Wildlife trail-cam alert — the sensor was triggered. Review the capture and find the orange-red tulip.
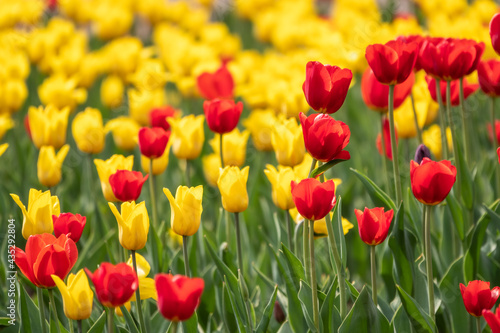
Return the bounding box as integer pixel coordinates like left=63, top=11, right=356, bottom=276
left=460, top=280, right=500, bottom=317
left=291, top=178, right=336, bottom=221
left=109, top=170, right=148, bottom=202
left=410, top=157, right=456, bottom=205
left=354, top=207, right=393, bottom=246
left=203, top=99, right=243, bottom=134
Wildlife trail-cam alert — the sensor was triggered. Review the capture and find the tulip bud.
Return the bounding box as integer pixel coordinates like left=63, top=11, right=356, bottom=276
left=168, top=115, right=205, bottom=160
left=163, top=185, right=203, bottom=237
left=109, top=170, right=148, bottom=202
left=414, top=144, right=431, bottom=164
left=108, top=201, right=150, bottom=251
left=274, top=301, right=286, bottom=324
left=138, top=127, right=170, bottom=159
left=410, top=157, right=456, bottom=205
left=217, top=166, right=250, bottom=213
left=51, top=270, right=93, bottom=320
left=37, top=145, right=70, bottom=188
left=94, top=155, right=135, bottom=202
left=204, top=99, right=243, bottom=134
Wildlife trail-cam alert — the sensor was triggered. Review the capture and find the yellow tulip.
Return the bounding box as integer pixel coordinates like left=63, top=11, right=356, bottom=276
left=394, top=98, right=427, bottom=139
left=293, top=153, right=314, bottom=180
left=37, top=144, right=70, bottom=188
left=29, top=105, right=70, bottom=149
left=128, top=87, right=165, bottom=126
left=51, top=270, right=93, bottom=320
left=202, top=153, right=221, bottom=187
left=10, top=189, right=60, bottom=239
left=38, top=75, right=87, bottom=112
left=101, top=75, right=124, bottom=109
left=94, top=154, right=134, bottom=202
left=217, top=166, right=250, bottom=213
left=168, top=227, right=183, bottom=246
left=422, top=125, right=453, bottom=160
left=168, top=115, right=205, bottom=160
left=94, top=3, right=134, bottom=40
left=209, top=129, right=250, bottom=167
left=0, top=114, right=14, bottom=140
left=264, top=164, right=296, bottom=210
left=271, top=116, right=305, bottom=167
left=242, top=109, right=276, bottom=151
left=104, top=116, right=140, bottom=151
left=72, top=107, right=105, bottom=154
left=2, top=80, right=27, bottom=113
left=109, top=201, right=150, bottom=251
left=289, top=208, right=354, bottom=238
left=163, top=185, right=203, bottom=237
left=141, top=141, right=171, bottom=175
left=0, top=143, right=8, bottom=157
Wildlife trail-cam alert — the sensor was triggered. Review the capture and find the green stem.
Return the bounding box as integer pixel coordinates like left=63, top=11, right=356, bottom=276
left=149, top=160, right=158, bottom=230
left=69, top=320, right=74, bottom=333
left=380, top=114, right=391, bottom=196
left=225, top=210, right=231, bottom=244
left=294, top=221, right=303, bottom=258
left=459, top=78, right=470, bottom=166
left=107, top=308, right=114, bottom=333
left=491, top=97, right=500, bottom=197
left=285, top=210, right=293, bottom=252
left=170, top=321, right=178, bottom=333
left=182, top=236, right=191, bottom=277
left=131, top=250, right=147, bottom=333
left=220, top=134, right=224, bottom=167
left=185, top=160, right=191, bottom=187
left=308, top=220, right=320, bottom=331
left=78, top=320, right=82, bottom=333
left=424, top=205, right=435, bottom=321
left=435, top=79, right=449, bottom=159
left=303, top=218, right=311, bottom=285
left=388, top=84, right=402, bottom=204
left=370, top=246, right=377, bottom=306
left=446, top=81, right=461, bottom=197
left=234, top=213, right=244, bottom=275
left=48, top=289, right=61, bottom=333
left=410, top=91, right=423, bottom=143
left=37, top=288, right=48, bottom=333
left=476, top=316, right=481, bottom=333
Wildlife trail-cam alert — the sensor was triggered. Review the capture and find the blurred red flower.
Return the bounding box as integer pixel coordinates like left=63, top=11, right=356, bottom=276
left=203, top=99, right=243, bottom=134
left=197, top=64, right=234, bottom=100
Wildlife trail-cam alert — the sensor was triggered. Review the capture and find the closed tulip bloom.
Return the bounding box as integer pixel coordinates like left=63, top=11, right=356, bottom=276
left=271, top=117, right=305, bottom=167
left=302, top=61, right=352, bottom=114
left=138, top=127, right=170, bottom=159
left=51, top=270, right=93, bottom=320
left=217, top=166, right=250, bottom=213
left=163, top=185, right=203, bottom=237
left=155, top=274, right=204, bottom=322
left=197, top=64, right=234, bottom=100
left=100, top=75, right=124, bottom=109
left=11, top=189, right=60, bottom=239
left=361, top=68, right=414, bottom=112
left=109, top=201, right=149, bottom=250
left=414, top=144, right=432, bottom=164
left=85, top=262, right=138, bottom=308
left=37, top=144, right=70, bottom=188
left=149, top=106, right=179, bottom=131
left=12, top=233, right=78, bottom=288
left=209, top=129, right=250, bottom=167
left=141, top=142, right=171, bottom=175
left=53, top=213, right=86, bottom=243
left=376, top=117, right=398, bottom=160
left=299, top=112, right=351, bottom=162
left=291, top=178, right=336, bottom=221
left=104, top=116, right=141, bottom=151
left=491, top=13, right=500, bottom=55
left=204, top=99, right=243, bottom=134
left=425, top=76, right=478, bottom=106
left=168, top=115, right=205, bottom=160
left=410, top=157, right=456, bottom=205
left=365, top=39, right=418, bottom=85
left=460, top=280, right=500, bottom=317
left=72, top=107, right=105, bottom=154
left=264, top=165, right=296, bottom=210
left=478, top=60, right=500, bottom=97
left=109, top=170, right=148, bottom=202
left=95, top=155, right=134, bottom=202
left=29, top=105, right=70, bottom=149
left=354, top=207, right=394, bottom=246
left=483, top=308, right=500, bottom=333
left=242, top=108, right=276, bottom=151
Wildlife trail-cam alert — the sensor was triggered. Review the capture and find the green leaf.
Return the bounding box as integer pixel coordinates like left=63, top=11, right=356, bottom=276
left=221, top=282, right=238, bottom=333
left=338, top=286, right=391, bottom=333
left=224, top=277, right=247, bottom=333
left=446, top=193, right=465, bottom=241
left=350, top=168, right=396, bottom=210
left=119, top=306, right=139, bottom=333
left=182, top=311, right=199, bottom=333
left=396, top=285, right=436, bottom=333
left=255, top=286, right=278, bottom=333
left=390, top=305, right=412, bottom=333
left=298, top=281, right=322, bottom=333
left=439, top=256, right=468, bottom=333
left=18, top=282, right=34, bottom=333
left=87, top=311, right=106, bottom=333
left=252, top=263, right=285, bottom=294
left=320, top=278, right=341, bottom=333
left=453, top=136, right=474, bottom=209
left=310, top=159, right=348, bottom=178
left=332, top=197, right=347, bottom=268
left=281, top=244, right=306, bottom=291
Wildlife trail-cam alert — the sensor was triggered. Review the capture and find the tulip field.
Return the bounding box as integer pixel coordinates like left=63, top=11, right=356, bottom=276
left=4, top=0, right=500, bottom=332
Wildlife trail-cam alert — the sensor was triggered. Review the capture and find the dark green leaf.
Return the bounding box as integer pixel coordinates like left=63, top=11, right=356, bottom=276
left=119, top=306, right=139, bottom=333
left=446, top=193, right=465, bottom=241
left=255, top=286, right=278, bottom=333
left=310, top=159, right=348, bottom=178
left=396, top=285, right=436, bottom=333
left=350, top=168, right=396, bottom=210
left=87, top=311, right=106, bottom=333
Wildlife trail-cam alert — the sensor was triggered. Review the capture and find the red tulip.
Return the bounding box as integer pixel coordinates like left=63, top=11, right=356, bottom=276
left=365, top=39, right=418, bottom=85
left=354, top=207, right=393, bottom=246
left=483, top=308, right=500, bottom=333
left=53, top=213, right=86, bottom=243
left=203, top=99, right=243, bottom=134
left=487, top=120, right=500, bottom=146
left=291, top=178, right=336, bottom=221
left=85, top=262, right=138, bottom=308
left=12, top=233, right=78, bottom=288
left=149, top=106, right=178, bottom=131
left=490, top=13, right=500, bottom=55
left=155, top=274, right=204, bottom=322
left=299, top=112, right=350, bottom=162
left=24, top=114, right=32, bottom=140
left=419, top=37, right=484, bottom=80
left=197, top=64, right=234, bottom=100
left=361, top=68, right=414, bottom=112
left=425, top=76, right=478, bottom=106
left=302, top=61, right=352, bottom=114
left=396, top=35, right=425, bottom=72
left=410, top=157, right=456, bottom=205
left=109, top=170, right=148, bottom=202
left=497, top=147, right=500, bottom=164
left=376, top=116, right=398, bottom=161
left=478, top=60, right=500, bottom=97
left=460, top=280, right=500, bottom=317
left=138, top=127, right=170, bottom=159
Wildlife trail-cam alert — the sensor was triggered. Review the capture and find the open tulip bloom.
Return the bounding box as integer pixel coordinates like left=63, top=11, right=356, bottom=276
left=461, top=280, right=500, bottom=332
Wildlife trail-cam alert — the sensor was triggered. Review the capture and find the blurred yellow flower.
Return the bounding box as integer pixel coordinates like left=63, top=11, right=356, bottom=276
left=141, top=142, right=171, bottom=175
left=0, top=143, right=8, bottom=157
left=217, top=166, right=250, bottom=213
left=0, top=114, right=14, bottom=140
left=209, top=129, right=250, bottom=167
left=37, top=144, right=70, bottom=188
left=93, top=2, right=134, bottom=40
left=72, top=107, right=105, bottom=154
left=202, top=153, right=221, bottom=187
left=101, top=75, right=124, bottom=109
left=271, top=116, right=304, bottom=167
left=128, top=88, right=165, bottom=126
left=242, top=109, right=276, bottom=151
left=168, top=115, right=205, bottom=160
left=38, top=75, right=87, bottom=112
left=163, top=185, right=203, bottom=237
left=104, top=116, right=140, bottom=151
left=422, top=125, right=453, bottom=160
left=109, top=201, right=150, bottom=251
left=10, top=189, right=60, bottom=239
left=29, top=105, right=70, bottom=149
left=94, top=154, right=134, bottom=202
left=52, top=270, right=93, bottom=320
left=1, top=80, right=28, bottom=113
left=264, top=164, right=296, bottom=210
left=289, top=207, right=354, bottom=238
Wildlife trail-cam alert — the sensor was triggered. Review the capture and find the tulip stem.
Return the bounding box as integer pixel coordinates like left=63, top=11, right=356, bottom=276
left=388, top=84, right=403, bottom=204
left=476, top=317, right=481, bottom=333
left=490, top=97, right=500, bottom=197
left=182, top=236, right=191, bottom=277
left=107, top=308, right=114, bottom=333
left=370, top=245, right=377, bottom=306
left=169, top=321, right=178, bottom=333
left=220, top=134, right=224, bottom=167
left=303, top=217, right=310, bottom=283
left=185, top=160, right=191, bottom=187
left=410, top=91, right=423, bottom=143
left=294, top=221, right=303, bottom=258
left=308, top=158, right=317, bottom=177
left=69, top=320, right=74, bottom=333
left=285, top=210, right=293, bottom=252
left=234, top=213, right=244, bottom=275
left=459, top=78, right=470, bottom=166
left=435, top=79, right=449, bottom=159
left=380, top=115, right=391, bottom=196
left=424, top=205, right=435, bottom=321
left=149, top=160, right=158, bottom=230
left=77, top=320, right=82, bottom=333
left=48, top=289, right=61, bottom=333
left=37, top=288, right=48, bottom=333
left=308, top=220, right=320, bottom=331
left=446, top=81, right=462, bottom=199
left=131, top=250, right=147, bottom=333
